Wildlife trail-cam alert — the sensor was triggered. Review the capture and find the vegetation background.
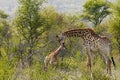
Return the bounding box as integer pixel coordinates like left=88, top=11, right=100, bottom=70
left=0, top=0, right=120, bottom=80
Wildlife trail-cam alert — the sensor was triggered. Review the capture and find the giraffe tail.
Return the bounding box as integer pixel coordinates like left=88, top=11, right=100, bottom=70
left=111, top=57, right=116, bottom=69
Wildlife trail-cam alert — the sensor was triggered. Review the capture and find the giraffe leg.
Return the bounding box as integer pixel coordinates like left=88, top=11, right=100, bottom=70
left=101, top=55, right=112, bottom=75
left=52, top=57, right=58, bottom=69
left=106, top=58, right=112, bottom=75
left=53, top=61, right=57, bottom=69
left=86, top=47, right=92, bottom=75
left=100, top=50, right=112, bottom=75
left=87, top=54, right=92, bottom=73
left=44, top=56, right=49, bottom=71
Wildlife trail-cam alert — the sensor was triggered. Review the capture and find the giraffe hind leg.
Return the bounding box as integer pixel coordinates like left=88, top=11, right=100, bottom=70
left=106, top=58, right=112, bottom=75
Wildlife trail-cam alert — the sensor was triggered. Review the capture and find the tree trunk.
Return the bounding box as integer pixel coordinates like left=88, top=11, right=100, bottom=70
left=28, top=49, right=33, bottom=66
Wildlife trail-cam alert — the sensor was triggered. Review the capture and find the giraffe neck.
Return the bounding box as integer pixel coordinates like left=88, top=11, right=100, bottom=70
left=63, top=29, right=84, bottom=37
left=63, top=28, right=100, bottom=43
left=54, top=45, right=62, bottom=56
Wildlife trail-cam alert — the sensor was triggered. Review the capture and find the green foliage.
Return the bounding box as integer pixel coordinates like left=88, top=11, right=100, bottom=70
left=110, top=0, right=120, bottom=17
left=82, top=0, right=111, bottom=27
left=28, top=52, right=113, bottom=80
left=14, top=0, right=47, bottom=66
left=0, top=10, right=8, bottom=19
left=0, top=53, right=15, bottom=80
left=109, top=0, right=120, bottom=35
left=108, top=0, right=120, bottom=53
left=0, top=0, right=120, bottom=80
left=94, top=24, right=109, bottom=36
left=14, top=0, right=45, bottom=39
left=0, top=9, right=16, bottom=80
left=0, top=10, right=9, bottom=37
left=0, top=10, right=12, bottom=59
left=40, top=6, right=59, bottom=28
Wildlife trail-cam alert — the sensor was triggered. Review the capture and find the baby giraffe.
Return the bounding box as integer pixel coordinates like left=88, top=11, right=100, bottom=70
left=44, top=37, right=66, bottom=71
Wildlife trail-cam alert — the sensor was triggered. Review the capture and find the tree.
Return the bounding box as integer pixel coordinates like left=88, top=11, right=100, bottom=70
left=0, top=10, right=8, bottom=19
left=108, top=0, right=120, bottom=53
left=14, top=0, right=45, bottom=66
left=0, top=10, right=11, bottom=57
left=0, top=10, right=15, bottom=80
left=81, top=0, right=111, bottom=27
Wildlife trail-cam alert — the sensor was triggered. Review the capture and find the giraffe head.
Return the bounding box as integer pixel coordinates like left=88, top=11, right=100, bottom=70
left=61, top=42, right=67, bottom=50
left=56, top=33, right=65, bottom=43
left=56, top=33, right=67, bottom=49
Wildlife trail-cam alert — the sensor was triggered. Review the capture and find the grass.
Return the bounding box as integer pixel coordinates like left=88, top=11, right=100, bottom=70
left=36, top=53, right=114, bottom=80
left=5, top=51, right=119, bottom=80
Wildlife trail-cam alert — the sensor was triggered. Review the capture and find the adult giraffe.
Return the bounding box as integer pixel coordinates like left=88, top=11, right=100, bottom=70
left=56, top=28, right=115, bottom=75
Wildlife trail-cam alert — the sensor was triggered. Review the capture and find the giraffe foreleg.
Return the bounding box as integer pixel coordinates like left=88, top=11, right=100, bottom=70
left=86, top=47, right=92, bottom=75
left=44, top=56, right=49, bottom=71
left=53, top=61, right=57, bottom=69
left=87, top=54, right=92, bottom=73
left=51, top=57, right=58, bottom=69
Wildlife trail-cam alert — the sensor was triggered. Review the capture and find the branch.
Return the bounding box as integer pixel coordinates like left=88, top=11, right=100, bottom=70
left=23, top=40, right=52, bottom=62
left=39, top=40, right=52, bottom=48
